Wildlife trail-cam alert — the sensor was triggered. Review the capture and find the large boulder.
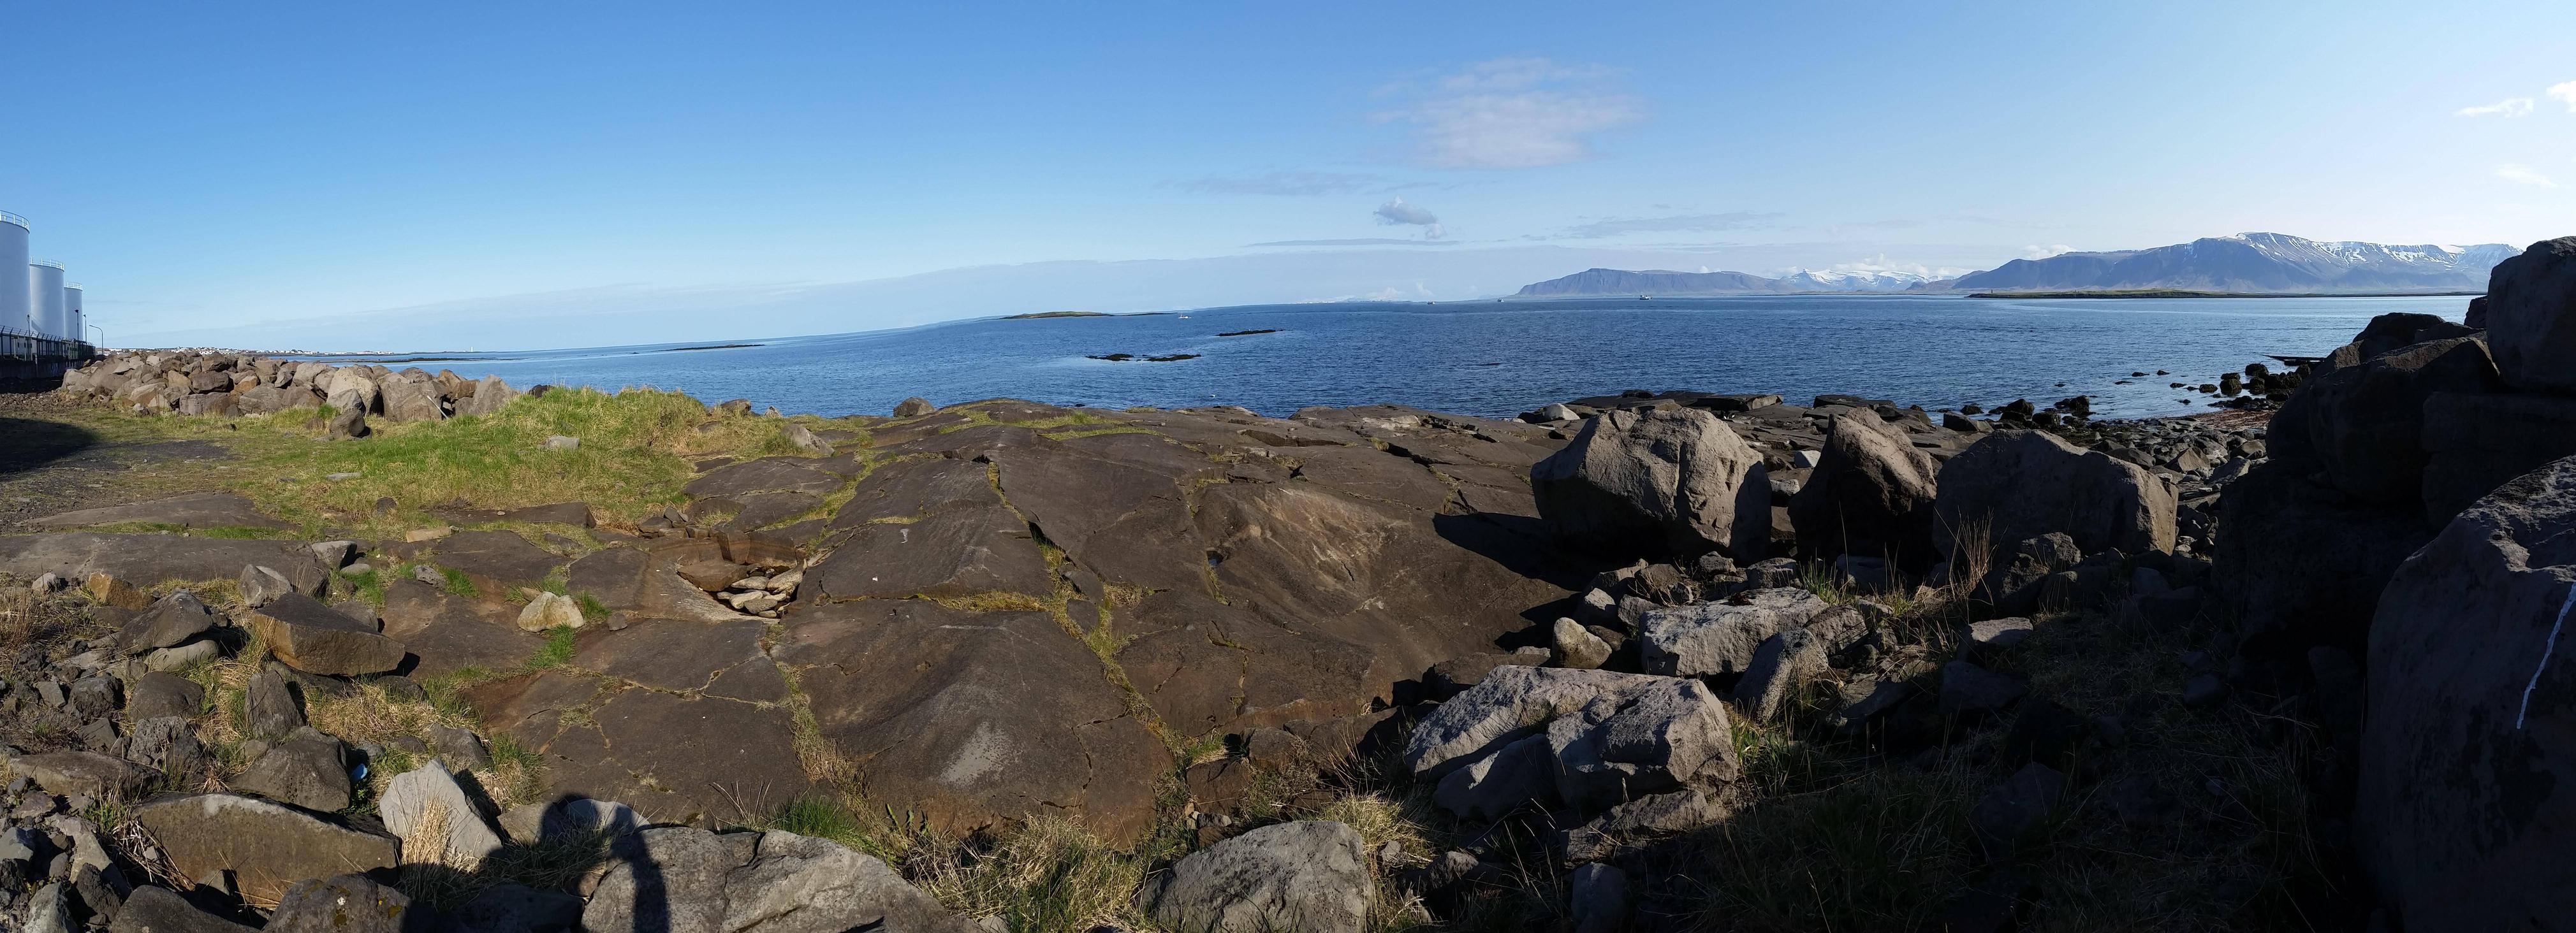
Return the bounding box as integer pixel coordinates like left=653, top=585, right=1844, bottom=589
left=2215, top=460, right=2429, bottom=658
left=244, top=593, right=408, bottom=676
left=129, top=794, right=400, bottom=904
left=265, top=875, right=418, bottom=933
left=1403, top=665, right=1668, bottom=777
left=2422, top=390, right=2576, bottom=525
left=2358, top=454, right=2576, bottom=931
left=228, top=730, right=351, bottom=813
left=1532, top=408, right=1771, bottom=560
left=1932, top=430, right=2176, bottom=560
left=582, top=827, right=977, bottom=933
left=1139, top=821, right=1371, bottom=933
left=1787, top=414, right=1941, bottom=565
left=2276, top=335, right=2503, bottom=504
left=1637, top=588, right=1831, bottom=677
left=2480, top=236, right=2576, bottom=394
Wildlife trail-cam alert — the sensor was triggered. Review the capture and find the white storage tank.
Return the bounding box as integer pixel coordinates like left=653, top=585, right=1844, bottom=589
left=0, top=212, right=26, bottom=335
left=29, top=261, right=66, bottom=340
left=64, top=283, right=85, bottom=343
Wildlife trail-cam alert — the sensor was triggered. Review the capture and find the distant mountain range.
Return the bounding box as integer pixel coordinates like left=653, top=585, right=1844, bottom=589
left=1514, top=233, right=2516, bottom=297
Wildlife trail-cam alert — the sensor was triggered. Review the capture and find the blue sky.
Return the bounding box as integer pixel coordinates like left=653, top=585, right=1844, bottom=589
left=2, top=0, right=2570, bottom=349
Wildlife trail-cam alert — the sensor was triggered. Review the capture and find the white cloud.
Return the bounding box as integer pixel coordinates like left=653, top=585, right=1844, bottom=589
left=1379, top=57, right=1644, bottom=170
left=1171, top=171, right=1391, bottom=196
left=2021, top=244, right=2075, bottom=259
left=2456, top=97, right=2534, bottom=118
left=1825, top=255, right=1973, bottom=278
left=2551, top=80, right=2576, bottom=112
left=1372, top=198, right=1444, bottom=239
left=2497, top=164, right=2559, bottom=187
left=1556, top=212, right=1782, bottom=239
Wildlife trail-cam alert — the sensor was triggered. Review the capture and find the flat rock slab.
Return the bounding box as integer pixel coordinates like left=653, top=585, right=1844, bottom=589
left=777, top=600, right=1171, bottom=845
left=28, top=493, right=292, bottom=531
left=583, top=827, right=978, bottom=933
left=682, top=458, right=845, bottom=498
left=471, top=674, right=814, bottom=828
left=429, top=501, right=594, bottom=527
left=6, top=750, right=159, bottom=800
left=0, top=533, right=326, bottom=589
left=572, top=618, right=782, bottom=699
left=379, top=579, right=544, bottom=678
left=246, top=593, right=408, bottom=676
left=430, top=530, right=568, bottom=595
left=806, top=502, right=1051, bottom=600
left=131, top=793, right=400, bottom=905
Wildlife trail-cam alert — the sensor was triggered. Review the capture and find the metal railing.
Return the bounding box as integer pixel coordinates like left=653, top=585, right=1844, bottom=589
left=0, top=210, right=25, bottom=229
left=29, top=259, right=62, bottom=269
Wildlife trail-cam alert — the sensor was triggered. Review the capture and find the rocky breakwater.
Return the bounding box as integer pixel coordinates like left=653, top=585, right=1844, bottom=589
left=59, top=351, right=521, bottom=438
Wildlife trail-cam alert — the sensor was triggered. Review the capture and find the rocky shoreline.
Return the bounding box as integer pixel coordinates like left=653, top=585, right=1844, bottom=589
left=1, top=238, right=2571, bottom=932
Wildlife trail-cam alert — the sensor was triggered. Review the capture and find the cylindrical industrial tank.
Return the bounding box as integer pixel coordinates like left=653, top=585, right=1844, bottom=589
left=64, top=284, right=85, bottom=344
left=0, top=212, right=27, bottom=335
left=29, top=261, right=66, bottom=340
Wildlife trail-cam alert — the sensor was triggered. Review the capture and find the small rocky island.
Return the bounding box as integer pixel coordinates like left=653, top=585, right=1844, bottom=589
left=1, top=238, right=2571, bottom=932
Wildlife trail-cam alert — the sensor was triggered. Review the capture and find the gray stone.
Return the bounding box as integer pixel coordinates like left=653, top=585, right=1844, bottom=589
left=2356, top=456, right=2576, bottom=930
left=6, top=751, right=156, bottom=800
left=265, top=874, right=416, bottom=933
left=238, top=564, right=296, bottom=607
left=1939, top=661, right=2027, bottom=716
left=1402, top=666, right=1665, bottom=777
left=1551, top=618, right=1613, bottom=670
left=428, top=723, right=493, bottom=771
left=893, top=396, right=937, bottom=417
left=1731, top=628, right=1825, bottom=723
left=129, top=793, right=400, bottom=905
left=244, top=672, right=305, bottom=739
left=1964, top=617, right=2035, bottom=660
left=1636, top=588, right=1830, bottom=677
left=244, top=593, right=406, bottom=676
left=1569, top=863, right=1631, bottom=933
left=108, top=886, right=256, bottom=933
left=126, top=672, right=205, bottom=721
left=582, top=827, right=977, bottom=933
left=2480, top=236, right=2576, bottom=394
left=1544, top=677, right=1739, bottom=813
left=1559, top=789, right=1726, bottom=862
left=26, top=881, right=75, bottom=933
left=1933, top=430, right=2177, bottom=560
left=230, top=730, right=349, bottom=813
left=1532, top=407, right=1772, bottom=561
left=1433, top=735, right=1555, bottom=821
left=378, top=760, right=504, bottom=868
left=1139, top=820, right=1370, bottom=933
left=122, top=590, right=219, bottom=653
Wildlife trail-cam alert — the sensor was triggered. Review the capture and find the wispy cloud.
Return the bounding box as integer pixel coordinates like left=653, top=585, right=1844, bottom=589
left=1556, top=212, right=1782, bottom=240
left=1245, top=238, right=1460, bottom=247
left=1377, top=57, right=1644, bottom=170
left=1170, top=171, right=1391, bottom=196
left=1373, top=198, right=1445, bottom=239
left=2457, top=97, right=2535, bottom=118
left=2021, top=244, right=2076, bottom=259
left=2552, top=80, right=2576, bottom=112
left=2496, top=164, right=2559, bottom=187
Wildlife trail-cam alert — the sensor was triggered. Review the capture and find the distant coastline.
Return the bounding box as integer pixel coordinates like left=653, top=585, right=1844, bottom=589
left=1001, top=310, right=1173, bottom=319
left=1967, top=289, right=2482, bottom=300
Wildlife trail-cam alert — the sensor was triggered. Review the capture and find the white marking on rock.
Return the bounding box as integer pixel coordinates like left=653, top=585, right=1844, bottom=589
left=2519, top=582, right=2576, bottom=730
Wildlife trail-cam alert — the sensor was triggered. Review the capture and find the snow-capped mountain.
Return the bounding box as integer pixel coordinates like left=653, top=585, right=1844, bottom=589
left=1514, top=266, right=1938, bottom=296
left=1950, top=233, right=2516, bottom=293
left=1775, top=268, right=1940, bottom=293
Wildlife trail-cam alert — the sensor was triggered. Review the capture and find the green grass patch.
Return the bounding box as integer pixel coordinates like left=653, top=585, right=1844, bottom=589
left=525, top=626, right=578, bottom=672
left=437, top=567, right=479, bottom=598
